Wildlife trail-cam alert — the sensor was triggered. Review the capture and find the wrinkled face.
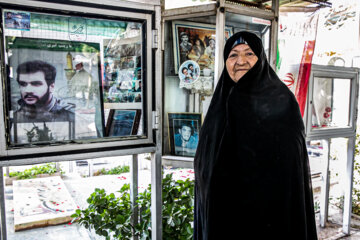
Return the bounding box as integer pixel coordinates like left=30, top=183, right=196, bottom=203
left=18, top=71, right=54, bottom=105
left=226, top=44, right=258, bottom=82
left=179, top=126, right=191, bottom=141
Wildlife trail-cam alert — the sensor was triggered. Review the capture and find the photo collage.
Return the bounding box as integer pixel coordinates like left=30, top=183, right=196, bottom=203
left=103, top=38, right=142, bottom=104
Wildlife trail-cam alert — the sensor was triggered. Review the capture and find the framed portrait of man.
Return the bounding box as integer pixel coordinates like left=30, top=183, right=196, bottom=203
left=6, top=37, right=104, bottom=145
left=168, top=112, right=202, bottom=157
left=172, top=21, right=233, bottom=74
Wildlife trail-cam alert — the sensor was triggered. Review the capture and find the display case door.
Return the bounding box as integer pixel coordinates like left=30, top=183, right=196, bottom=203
left=305, top=65, right=359, bottom=140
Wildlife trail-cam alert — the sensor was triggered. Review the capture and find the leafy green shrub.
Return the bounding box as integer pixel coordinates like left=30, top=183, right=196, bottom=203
left=97, top=165, right=130, bottom=176
left=72, top=173, right=194, bottom=239
left=5, top=163, right=62, bottom=180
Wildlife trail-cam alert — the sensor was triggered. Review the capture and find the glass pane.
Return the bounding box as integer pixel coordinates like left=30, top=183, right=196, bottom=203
left=3, top=154, right=151, bottom=239
left=3, top=9, right=145, bottom=147
left=163, top=14, right=271, bottom=157
left=311, top=77, right=351, bottom=129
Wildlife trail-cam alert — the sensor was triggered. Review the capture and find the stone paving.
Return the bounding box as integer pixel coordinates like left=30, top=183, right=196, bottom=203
left=3, top=155, right=360, bottom=240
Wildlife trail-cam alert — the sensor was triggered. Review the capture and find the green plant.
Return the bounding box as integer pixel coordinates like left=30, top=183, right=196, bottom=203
left=72, top=173, right=194, bottom=239
left=5, top=163, right=62, bottom=180
left=97, top=165, right=130, bottom=175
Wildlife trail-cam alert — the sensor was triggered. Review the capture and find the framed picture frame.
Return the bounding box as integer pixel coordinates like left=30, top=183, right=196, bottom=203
left=172, top=20, right=233, bottom=74
left=168, top=112, right=202, bottom=157
left=6, top=36, right=104, bottom=145
left=105, top=109, right=141, bottom=137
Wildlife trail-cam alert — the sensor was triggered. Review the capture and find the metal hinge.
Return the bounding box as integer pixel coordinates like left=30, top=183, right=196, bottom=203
left=152, top=29, right=158, bottom=49
left=152, top=110, right=159, bottom=130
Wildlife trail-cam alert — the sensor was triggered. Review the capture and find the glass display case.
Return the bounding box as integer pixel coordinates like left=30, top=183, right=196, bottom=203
left=305, top=65, right=359, bottom=139
left=162, top=8, right=273, bottom=160
left=0, top=4, right=155, bottom=159
left=304, top=64, right=359, bottom=234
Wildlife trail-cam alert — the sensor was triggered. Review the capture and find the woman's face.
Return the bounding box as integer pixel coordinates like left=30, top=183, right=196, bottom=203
left=226, top=44, right=258, bottom=82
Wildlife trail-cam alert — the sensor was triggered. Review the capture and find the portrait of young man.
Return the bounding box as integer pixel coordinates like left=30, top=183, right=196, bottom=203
left=14, top=60, right=75, bottom=123
left=174, top=120, right=199, bottom=156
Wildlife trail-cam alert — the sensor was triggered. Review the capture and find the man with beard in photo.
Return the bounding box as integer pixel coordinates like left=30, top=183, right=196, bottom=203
left=14, top=60, right=75, bottom=123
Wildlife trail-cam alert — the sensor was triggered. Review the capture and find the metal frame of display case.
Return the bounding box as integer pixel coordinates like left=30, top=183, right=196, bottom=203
left=161, top=0, right=279, bottom=163
left=0, top=0, right=163, bottom=239
left=0, top=0, right=155, bottom=159
left=304, top=64, right=360, bottom=235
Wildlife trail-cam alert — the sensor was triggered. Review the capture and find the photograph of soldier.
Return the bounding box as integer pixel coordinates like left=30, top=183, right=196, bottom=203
left=14, top=60, right=75, bottom=123
left=7, top=37, right=103, bottom=144
left=179, top=32, right=193, bottom=63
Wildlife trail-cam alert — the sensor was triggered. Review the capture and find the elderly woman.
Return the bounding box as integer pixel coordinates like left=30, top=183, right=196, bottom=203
left=194, top=31, right=317, bottom=239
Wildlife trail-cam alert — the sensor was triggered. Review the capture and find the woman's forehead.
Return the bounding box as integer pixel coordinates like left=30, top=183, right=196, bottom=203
left=230, top=44, right=253, bottom=52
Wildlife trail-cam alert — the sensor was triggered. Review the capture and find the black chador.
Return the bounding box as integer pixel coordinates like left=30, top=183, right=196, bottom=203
left=194, top=31, right=318, bottom=240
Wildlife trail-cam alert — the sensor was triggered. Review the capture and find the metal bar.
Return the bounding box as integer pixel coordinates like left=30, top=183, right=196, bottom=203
left=0, top=0, right=154, bottom=17
left=0, top=168, right=7, bottom=240
left=279, top=6, right=320, bottom=12
left=194, top=93, right=200, bottom=112
left=162, top=3, right=217, bottom=21
left=73, top=0, right=161, bottom=7
left=151, top=152, right=162, bottom=240
left=224, top=2, right=275, bottom=20
left=214, top=0, right=225, bottom=88
left=189, top=94, right=195, bottom=113
left=0, top=146, right=156, bottom=167
left=130, top=154, right=139, bottom=240
left=0, top=66, right=6, bottom=158
left=151, top=5, right=163, bottom=240
left=343, top=136, right=356, bottom=234
left=319, top=139, right=330, bottom=227
left=88, top=161, right=93, bottom=177
left=2, top=138, right=153, bottom=159
left=270, top=0, right=278, bottom=68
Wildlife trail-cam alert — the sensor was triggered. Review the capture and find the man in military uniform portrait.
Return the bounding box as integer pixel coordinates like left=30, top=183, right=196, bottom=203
left=14, top=60, right=75, bottom=123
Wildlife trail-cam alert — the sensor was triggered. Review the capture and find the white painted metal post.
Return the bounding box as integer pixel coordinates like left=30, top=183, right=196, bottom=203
left=194, top=93, right=200, bottom=112
left=214, top=0, right=225, bottom=88
left=152, top=4, right=163, bottom=240
left=270, top=0, right=279, bottom=69
left=343, top=136, right=356, bottom=234
left=189, top=93, right=195, bottom=112
left=131, top=154, right=139, bottom=240
left=320, top=139, right=331, bottom=227
left=151, top=152, right=162, bottom=240
left=0, top=168, right=7, bottom=240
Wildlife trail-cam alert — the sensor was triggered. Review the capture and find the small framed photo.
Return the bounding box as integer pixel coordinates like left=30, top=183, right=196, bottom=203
left=168, top=112, right=202, bottom=157
left=105, top=109, right=141, bottom=137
